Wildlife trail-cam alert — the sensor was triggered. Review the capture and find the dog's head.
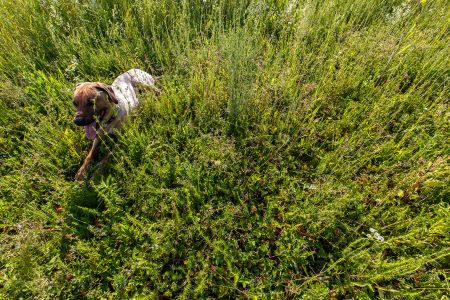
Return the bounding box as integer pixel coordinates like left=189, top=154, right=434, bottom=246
left=73, top=82, right=118, bottom=127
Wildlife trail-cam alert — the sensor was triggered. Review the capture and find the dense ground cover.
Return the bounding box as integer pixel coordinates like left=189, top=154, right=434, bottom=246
left=0, top=0, right=449, bottom=298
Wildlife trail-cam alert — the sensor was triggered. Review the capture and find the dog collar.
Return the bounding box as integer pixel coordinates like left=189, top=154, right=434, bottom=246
left=101, top=104, right=119, bottom=126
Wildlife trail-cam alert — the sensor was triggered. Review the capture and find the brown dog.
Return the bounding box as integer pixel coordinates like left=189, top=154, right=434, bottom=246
left=73, top=69, right=159, bottom=180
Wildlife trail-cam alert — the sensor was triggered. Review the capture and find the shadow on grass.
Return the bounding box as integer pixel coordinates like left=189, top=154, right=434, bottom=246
left=63, top=182, right=105, bottom=241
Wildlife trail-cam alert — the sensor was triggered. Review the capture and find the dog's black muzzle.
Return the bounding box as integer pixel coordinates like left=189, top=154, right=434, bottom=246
left=74, top=117, right=91, bottom=126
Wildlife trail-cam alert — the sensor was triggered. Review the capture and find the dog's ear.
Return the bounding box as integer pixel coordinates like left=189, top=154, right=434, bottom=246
left=93, top=83, right=118, bottom=104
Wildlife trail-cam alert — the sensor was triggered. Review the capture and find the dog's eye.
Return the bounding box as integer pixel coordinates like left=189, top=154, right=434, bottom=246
left=72, top=101, right=77, bottom=107
left=88, top=99, right=94, bottom=106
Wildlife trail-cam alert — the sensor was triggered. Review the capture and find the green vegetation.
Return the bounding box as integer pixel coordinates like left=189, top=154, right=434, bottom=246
left=1, top=0, right=449, bottom=298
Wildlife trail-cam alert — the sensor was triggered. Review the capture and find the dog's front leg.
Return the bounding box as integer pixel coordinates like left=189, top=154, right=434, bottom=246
left=75, top=137, right=100, bottom=181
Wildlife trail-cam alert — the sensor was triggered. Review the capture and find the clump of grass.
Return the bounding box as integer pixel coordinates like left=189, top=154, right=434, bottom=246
left=1, top=0, right=449, bottom=298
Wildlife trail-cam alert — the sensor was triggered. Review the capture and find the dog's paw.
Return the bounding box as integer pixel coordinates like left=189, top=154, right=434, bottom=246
left=74, top=168, right=85, bottom=181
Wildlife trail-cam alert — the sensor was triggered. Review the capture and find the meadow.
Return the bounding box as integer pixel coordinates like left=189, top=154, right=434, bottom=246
left=0, top=0, right=449, bottom=298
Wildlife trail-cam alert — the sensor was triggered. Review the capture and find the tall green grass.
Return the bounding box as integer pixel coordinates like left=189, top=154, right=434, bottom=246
left=1, top=0, right=449, bottom=298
